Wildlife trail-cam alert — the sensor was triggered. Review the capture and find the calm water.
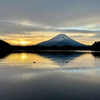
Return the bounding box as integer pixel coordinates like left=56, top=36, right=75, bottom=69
left=0, top=51, right=100, bottom=100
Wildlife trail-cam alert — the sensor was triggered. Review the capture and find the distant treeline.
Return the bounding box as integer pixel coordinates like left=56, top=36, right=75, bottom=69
left=10, top=45, right=90, bottom=50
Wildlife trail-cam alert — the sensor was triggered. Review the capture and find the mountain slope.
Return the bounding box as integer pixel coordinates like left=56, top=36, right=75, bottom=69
left=0, top=40, right=11, bottom=49
left=37, top=34, right=86, bottom=47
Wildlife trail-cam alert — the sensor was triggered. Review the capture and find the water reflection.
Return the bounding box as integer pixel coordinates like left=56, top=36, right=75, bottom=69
left=0, top=51, right=100, bottom=100
left=0, top=51, right=85, bottom=68
left=21, top=53, right=27, bottom=59
left=0, top=51, right=99, bottom=69
left=91, top=52, right=100, bottom=58
left=0, top=51, right=11, bottom=59
left=0, top=51, right=100, bottom=71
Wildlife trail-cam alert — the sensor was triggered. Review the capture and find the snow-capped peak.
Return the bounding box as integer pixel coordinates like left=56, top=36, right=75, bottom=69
left=50, top=34, right=71, bottom=41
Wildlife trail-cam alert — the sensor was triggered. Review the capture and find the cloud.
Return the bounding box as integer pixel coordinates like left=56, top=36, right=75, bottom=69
left=0, top=21, right=100, bottom=36
left=0, top=0, right=100, bottom=27
left=85, top=24, right=100, bottom=30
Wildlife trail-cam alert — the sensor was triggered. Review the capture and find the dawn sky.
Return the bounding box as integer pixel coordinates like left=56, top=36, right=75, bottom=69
left=0, top=0, right=100, bottom=45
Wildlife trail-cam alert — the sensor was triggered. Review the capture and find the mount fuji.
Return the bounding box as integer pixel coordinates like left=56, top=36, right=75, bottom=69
left=37, top=34, right=86, bottom=47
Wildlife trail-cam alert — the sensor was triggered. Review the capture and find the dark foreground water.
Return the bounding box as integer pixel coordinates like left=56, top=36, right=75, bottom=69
left=0, top=51, right=100, bottom=100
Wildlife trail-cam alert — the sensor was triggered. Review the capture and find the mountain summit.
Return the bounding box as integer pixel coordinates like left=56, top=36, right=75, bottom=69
left=37, top=34, right=86, bottom=46
left=50, top=34, right=72, bottom=41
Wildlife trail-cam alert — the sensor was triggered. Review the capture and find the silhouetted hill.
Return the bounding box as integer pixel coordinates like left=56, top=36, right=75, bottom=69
left=0, top=40, right=11, bottom=50
left=91, top=41, right=100, bottom=50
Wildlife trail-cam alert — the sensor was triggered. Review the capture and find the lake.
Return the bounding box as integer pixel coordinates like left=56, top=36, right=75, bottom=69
left=0, top=50, right=100, bottom=100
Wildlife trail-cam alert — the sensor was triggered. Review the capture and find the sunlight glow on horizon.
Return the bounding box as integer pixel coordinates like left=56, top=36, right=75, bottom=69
left=20, top=41, right=30, bottom=45
left=10, top=39, right=31, bottom=45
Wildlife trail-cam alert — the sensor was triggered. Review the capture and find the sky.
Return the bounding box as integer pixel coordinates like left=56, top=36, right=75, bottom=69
left=0, top=0, right=100, bottom=45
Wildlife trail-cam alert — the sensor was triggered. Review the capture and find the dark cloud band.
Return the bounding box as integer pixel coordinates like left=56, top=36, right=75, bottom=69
left=0, top=21, right=99, bottom=36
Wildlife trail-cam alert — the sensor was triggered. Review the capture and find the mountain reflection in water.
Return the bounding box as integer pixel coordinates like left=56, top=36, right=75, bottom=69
left=37, top=52, right=84, bottom=67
